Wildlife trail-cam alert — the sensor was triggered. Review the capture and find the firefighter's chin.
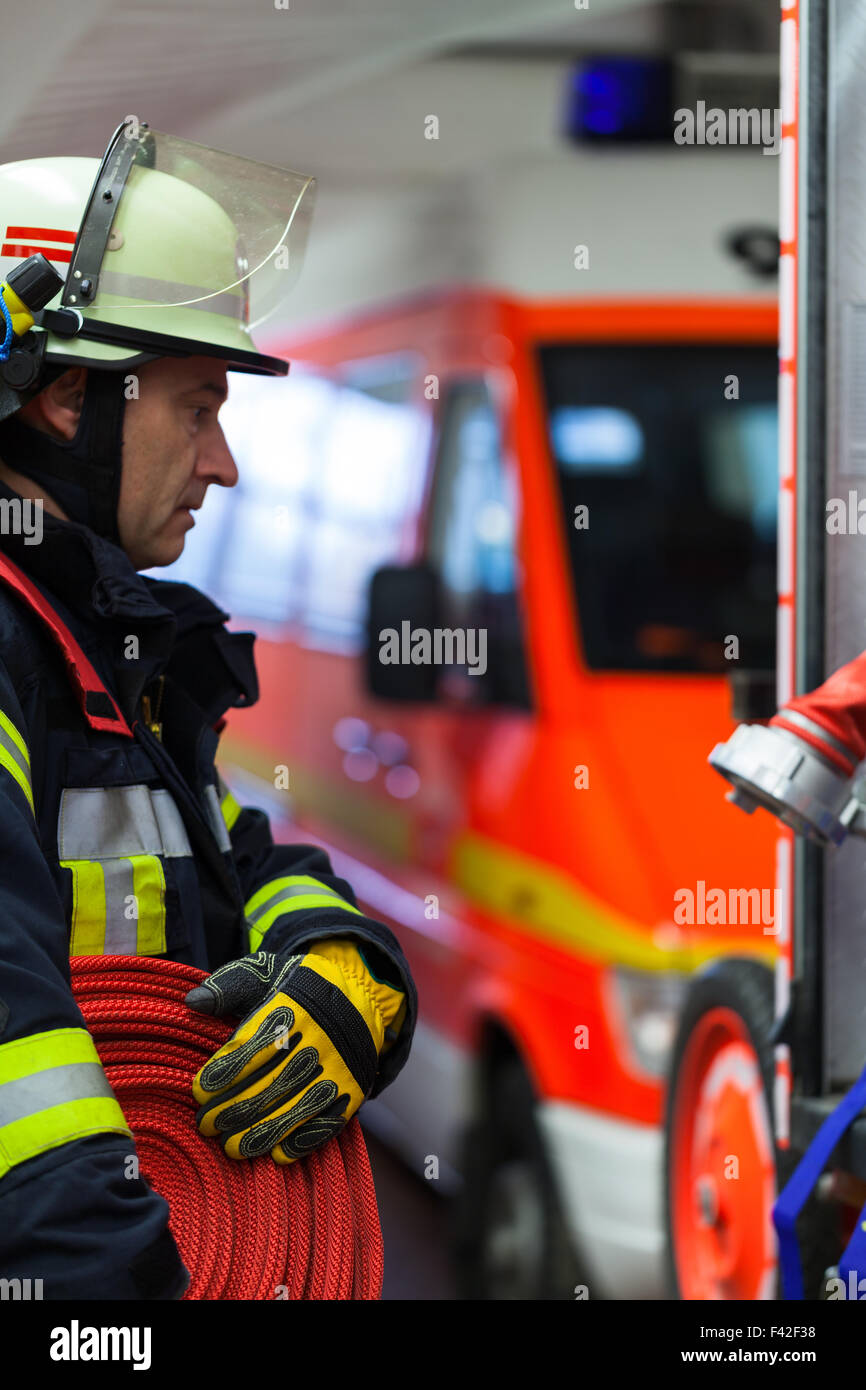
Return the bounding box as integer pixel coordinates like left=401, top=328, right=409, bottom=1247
left=133, top=506, right=196, bottom=571
left=164, top=505, right=196, bottom=558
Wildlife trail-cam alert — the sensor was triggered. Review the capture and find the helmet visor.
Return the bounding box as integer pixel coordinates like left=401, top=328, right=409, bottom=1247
left=62, top=123, right=315, bottom=335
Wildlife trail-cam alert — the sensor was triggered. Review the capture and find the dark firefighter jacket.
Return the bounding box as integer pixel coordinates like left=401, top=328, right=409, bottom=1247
left=0, top=485, right=417, bottom=1299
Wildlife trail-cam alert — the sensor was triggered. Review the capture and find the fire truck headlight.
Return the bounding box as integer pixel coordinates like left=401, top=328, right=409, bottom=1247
left=608, top=967, right=689, bottom=1078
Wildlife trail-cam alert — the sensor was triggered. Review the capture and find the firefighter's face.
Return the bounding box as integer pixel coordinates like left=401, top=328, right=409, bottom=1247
left=118, top=356, right=239, bottom=569
left=11, top=361, right=240, bottom=572
left=7, top=357, right=238, bottom=569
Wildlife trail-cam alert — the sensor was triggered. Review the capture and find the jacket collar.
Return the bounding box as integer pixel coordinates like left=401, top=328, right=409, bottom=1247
left=0, top=483, right=255, bottom=722
left=0, top=482, right=176, bottom=625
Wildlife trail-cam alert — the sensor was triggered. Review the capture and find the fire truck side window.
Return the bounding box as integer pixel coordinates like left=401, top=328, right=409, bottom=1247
left=539, top=342, right=778, bottom=673
left=163, top=358, right=427, bottom=643
left=426, top=379, right=531, bottom=708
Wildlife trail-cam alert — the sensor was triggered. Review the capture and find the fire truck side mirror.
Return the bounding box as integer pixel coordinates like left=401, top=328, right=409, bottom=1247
left=364, top=562, right=441, bottom=703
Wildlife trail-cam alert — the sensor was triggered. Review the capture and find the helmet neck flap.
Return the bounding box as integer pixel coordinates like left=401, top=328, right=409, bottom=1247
left=0, top=369, right=127, bottom=543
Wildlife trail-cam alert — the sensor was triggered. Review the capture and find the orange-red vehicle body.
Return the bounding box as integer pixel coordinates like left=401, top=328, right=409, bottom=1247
left=218, top=288, right=780, bottom=1295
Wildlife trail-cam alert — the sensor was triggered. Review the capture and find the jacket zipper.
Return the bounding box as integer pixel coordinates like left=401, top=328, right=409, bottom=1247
left=141, top=675, right=165, bottom=741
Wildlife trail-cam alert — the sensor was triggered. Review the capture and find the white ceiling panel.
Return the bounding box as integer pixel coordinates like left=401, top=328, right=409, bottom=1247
left=0, top=0, right=653, bottom=161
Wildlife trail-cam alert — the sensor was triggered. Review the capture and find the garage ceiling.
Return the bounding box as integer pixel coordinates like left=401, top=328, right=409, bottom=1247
left=1, top=0, right=779, bottom=319
left=2, top=0, right=773, bottom=169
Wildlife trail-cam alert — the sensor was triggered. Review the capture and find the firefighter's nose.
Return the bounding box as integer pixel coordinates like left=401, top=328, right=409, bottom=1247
left=199, top=423, right=239, bottom=489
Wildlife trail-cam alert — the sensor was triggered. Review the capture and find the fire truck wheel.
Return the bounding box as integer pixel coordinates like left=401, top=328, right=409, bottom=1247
left=664, top=957, right=837, bottom=1300
left=452, top=1055, right=586, bottom=1300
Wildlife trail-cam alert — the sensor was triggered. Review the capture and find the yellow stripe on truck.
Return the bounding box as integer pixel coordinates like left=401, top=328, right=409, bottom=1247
left=452, top=831, right=777, bottom=974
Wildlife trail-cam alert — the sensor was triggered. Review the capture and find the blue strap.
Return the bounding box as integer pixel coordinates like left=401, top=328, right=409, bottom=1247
left=773, top=1059, right=866, bottom=1298
left=0, top=291, right=13, bottom=362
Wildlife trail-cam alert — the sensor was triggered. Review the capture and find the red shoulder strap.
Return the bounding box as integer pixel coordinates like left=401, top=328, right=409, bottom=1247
left=0, top=551, right=133, bottom=738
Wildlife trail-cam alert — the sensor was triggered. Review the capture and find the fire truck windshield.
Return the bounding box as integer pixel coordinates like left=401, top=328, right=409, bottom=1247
left=538, top=341, right=778, bottom=674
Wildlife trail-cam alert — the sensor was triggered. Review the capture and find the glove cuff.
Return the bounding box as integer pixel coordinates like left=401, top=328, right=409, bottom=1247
left=305, top=937, right=406, bottom=1036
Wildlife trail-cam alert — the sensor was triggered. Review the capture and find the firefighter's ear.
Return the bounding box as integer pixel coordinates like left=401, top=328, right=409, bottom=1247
left=18, top=367, right=87, bottom=442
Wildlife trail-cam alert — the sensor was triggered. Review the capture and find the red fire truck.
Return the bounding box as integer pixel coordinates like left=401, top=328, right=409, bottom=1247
left=171, top=143, right=784, bottom=1298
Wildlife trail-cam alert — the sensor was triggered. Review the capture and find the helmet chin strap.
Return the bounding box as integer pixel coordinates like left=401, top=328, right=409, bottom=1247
left=0, top=370, right=127, bottom=544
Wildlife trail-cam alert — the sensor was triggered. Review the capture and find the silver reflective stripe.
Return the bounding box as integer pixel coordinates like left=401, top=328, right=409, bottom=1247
left=203, top=783, right=231, bottom=854
left=150, top=789, right=192, bottom=858
left=58, top=785, right=192, bottom=860
left=0, top=721, right=29, bottom=786
left=247, top=882, right=345, bottom=924
left=0, top=711, right=32, bottom=811
left=97, top=270, right=244, bottom=319
left=0, top=1062, right=113, bottom=1128
left=103, top=860, right=137, bottom=953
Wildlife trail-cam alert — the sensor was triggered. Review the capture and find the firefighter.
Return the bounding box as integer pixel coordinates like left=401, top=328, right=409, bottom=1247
left=0, top=120, right=417, bottom=1298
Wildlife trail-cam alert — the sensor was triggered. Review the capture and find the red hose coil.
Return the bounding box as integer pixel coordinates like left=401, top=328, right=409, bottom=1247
left=69, top=955, right=384, bottom=1300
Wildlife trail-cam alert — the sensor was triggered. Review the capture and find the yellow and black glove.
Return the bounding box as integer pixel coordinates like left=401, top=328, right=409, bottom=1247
left=184, top=940, right=407, bottom=1163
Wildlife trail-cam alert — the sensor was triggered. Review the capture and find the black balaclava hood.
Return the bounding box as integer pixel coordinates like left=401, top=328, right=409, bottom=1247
left=0, top=367, right=128, bottom=544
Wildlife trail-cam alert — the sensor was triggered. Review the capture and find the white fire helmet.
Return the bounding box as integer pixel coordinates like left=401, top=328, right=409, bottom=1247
left=0, top=118, right=316, bottom=417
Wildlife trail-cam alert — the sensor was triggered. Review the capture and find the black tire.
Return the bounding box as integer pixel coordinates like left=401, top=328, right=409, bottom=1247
left=663, top=957, right=839, bottom=1300
left=451, top=1055, right=587, bottom=1300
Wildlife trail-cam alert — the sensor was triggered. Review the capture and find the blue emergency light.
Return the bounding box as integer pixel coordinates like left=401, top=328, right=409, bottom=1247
left=566, top=58, right=674, bottom=143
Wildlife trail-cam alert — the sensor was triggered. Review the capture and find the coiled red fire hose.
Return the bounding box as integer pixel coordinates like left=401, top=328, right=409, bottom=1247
left=69, top=955, right=384, bottom=1300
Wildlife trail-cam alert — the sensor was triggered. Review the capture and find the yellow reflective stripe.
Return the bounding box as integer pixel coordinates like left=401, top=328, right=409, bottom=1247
left=62, top=859, right=106, bottom=955
left=131, top=854, right=166, bottom=956
left=0, top=709, right=29, bottom=765
left=221, top=789, right=241, bottom=833
left=255, top=894, right=362, bottom=923
left=0, top=1097, right=131, bottom=1179
left=245, top=875, right=363, bottom=952
left=0, top=1028, right=131, bottom=1180
left=217, top=772, right=241, bottom=832
left=245, top=875, right=360, bottom=917
left=0, top=1027, right=98, bottom=1084
left=0, top=709, right=33, bottom=816
left=64, top=856, right=168, bottom=957
left=249, top=896, right=364, bottom=950
left=0, top=743, right=33, bottom=815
